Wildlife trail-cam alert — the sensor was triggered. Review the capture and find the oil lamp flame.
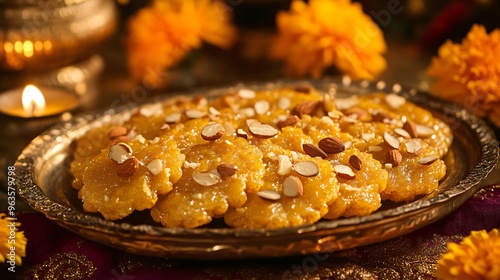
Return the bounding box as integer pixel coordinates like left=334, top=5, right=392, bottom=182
left=22, top=85, right=46, bottom=117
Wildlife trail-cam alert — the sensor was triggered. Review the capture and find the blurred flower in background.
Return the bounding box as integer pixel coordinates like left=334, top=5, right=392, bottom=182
left=126, top=0, right=237, bottom=86
left=427, top=24, right=500, bottom=127
left=270, top=0, right=387, bottom=80
left=435, top=228, right=500, bottom=280
left=0, top=213, right=27, bottom=265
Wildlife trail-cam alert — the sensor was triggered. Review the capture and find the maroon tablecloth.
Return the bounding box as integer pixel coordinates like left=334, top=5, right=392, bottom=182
left=3, top=185, right=499, bottom=280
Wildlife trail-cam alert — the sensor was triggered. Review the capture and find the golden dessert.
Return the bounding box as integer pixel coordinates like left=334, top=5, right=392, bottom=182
left=70, top=84, right=453, bottom=228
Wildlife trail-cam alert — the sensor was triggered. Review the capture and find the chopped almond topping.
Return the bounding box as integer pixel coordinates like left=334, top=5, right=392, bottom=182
left=108, top=126, right=128, bottom=139
left=254, top=100, right=270, bottom=115
left=384, top=132, right=400, bottom=149
left=302, top=143, right=327, bottom=159
left=418, top=155, right=438, bottom=165
left=334, top=164, right=356, bottom=180
left=292, top=100, right=319, bottom=117
left=318, top=137, right=345, bottom=154
left=193, top=171, right=222, bottom=186
left=385, top=93, right=406, bottom=109
left=257, top=190, right=281, bottom=201
left=117, top=157, right=140, bottom=177
left=277, top=115, right=300, bottom=130
left=283, top=176, right=304, bottom=197
left=201, top=123, right=225, bottom=140
left=386, top=150, right=402, bottom=167
left=248, top=122, right=278, bottom=139
left=108, top=142, right=133, bottom=164
left=293, top=161, right=319, bottom=177
left=146, top=159, right=163, bottom=175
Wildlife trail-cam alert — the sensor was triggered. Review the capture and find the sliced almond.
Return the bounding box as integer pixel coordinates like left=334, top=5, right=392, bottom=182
left=293, top=161, right=319, bottom=177
left=283, top=176, right=304, bottom=197
left=394, top=128, right=411, bottom=139
left=327, top=110, right=344, bottom=121
left=165, top=112, right=182, bottom=124
left=405, top=140, right=423, bottom=154
left=277, top=115, right=300, bottom=129
left=185, top=109, right=206, bottom=119
left=257, top=190, right=281, bottom=201
left=117, top=157, right=140, bottom=177
left=108, top=135, right=131, bottom=147
left=254, top=100, right=270, bottom=115
left=318, top=137, right=345, bottom=154
left=362, top=133, right=375, bottom=141
left=294, top=84, right=313, bottom=94
left=368, top=145, right=383, bottom=152
left=386, top=150, right=402, bottom=166
left=193, top=171, right=222, bottom=186
left=385, top=94, right=406, bottom=109
left=236, top=128, right=248, bottom=139
left=108, top=142, right=133, bottom=164
left=349, top=155, right=363, bottom=170
left=139, top=104, right=162, bottom=117
left=334, top=164, right=355, bottom=180
left=322, top=93, right=336, bottom=112
left=192, top=95, right=208, bottom=106
left=201, top=123, right=225, bottom=140
left=344, top=107, right=368, bottom=119
left=248, top=122, right=278, bottom=139
left=403, top=121, right=418, bottom=138
left=223, top=123, right=235, bottom=134
left=146, top=159, right=163, bottom=175
left=302, top=143, right=327, bottom=159
left=209, top=106, right=220, bottom=116
left=239, top=107, right=256, bottom=118
left=372, top=111, right=394, bottom=123
left=335, top=97, right=359, bottom=110
left=238, top=89, right=256, bottom=99
left=160, top=123, right=170, bottom=131
left=292, top=100, right=319, bottom=117
left=277, top=155, right=293, bottom=175
left=108, top=126, right=128, bottom=139
left=416, top=125, right=434, bottom=138
left=217, top=164, right=238, bottom=178
left=246, top=118, right=259, bottom=127
left=418, top=155, right=438, bottom=165
left=384, top=132, right=400, bottom=149
left=277, top=97, right=291, bottom=110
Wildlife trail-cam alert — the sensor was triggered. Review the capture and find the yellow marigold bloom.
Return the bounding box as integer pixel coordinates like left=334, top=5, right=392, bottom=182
left=0, top=213, right=27, bottom=265
left=427, top=25, right=500, bottom=127
left=126, top=0, right=237, bottom=85
left=270, top=0, right=387, bottom=80
left=435, top=228, right=500, bottom=280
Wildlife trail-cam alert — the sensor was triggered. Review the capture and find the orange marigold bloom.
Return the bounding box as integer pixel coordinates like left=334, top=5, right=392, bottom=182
left=270, top=0, right=387, bottom=80
left=0, top=213, right=27, bottom=265
left=427, top=25, right=500, bottom=127
left=126, top=0, right=237, bottom=85
left=435, top=228, right=500, bottom=280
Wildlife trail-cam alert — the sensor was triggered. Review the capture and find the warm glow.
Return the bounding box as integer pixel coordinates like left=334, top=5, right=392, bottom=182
left=22, top=85, right=46, bottom=117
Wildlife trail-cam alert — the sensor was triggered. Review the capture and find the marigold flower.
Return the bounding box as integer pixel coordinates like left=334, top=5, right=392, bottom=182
left=126, top=0, right=237, bottom=85
left=435, top=228, right=500, bottom=280
left=0, top=213, right=27, bottom=265
left=427, top=25, right=500, bottom=127
left=270, top=0, right=387, bottom=80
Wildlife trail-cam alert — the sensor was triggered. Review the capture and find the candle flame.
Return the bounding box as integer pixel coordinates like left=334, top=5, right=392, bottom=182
left=22, top=85, right=46, bottom=117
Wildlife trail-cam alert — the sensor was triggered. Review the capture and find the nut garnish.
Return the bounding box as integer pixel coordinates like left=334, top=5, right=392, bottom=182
left=108, top=142, right=133, bottom=164
left=239, top=107, right=256, bottom=118
left=344, top=107, right=368, bottom=119
left=217, top=164, right=238, bottom=178
left=334, top=164, right=356, bottom=180
left=138, top=104, right=162, bottom=117
left=283, top=176, right=304, bottom=197
left=117, top=157, right=140, bottom=177
left=372, top=111, right=394, bottom=123
left=164, top=112, right=182, bottom=124
left=302, top=143, right=327, bottom=159
left=294, top=84, right=312, bottom=94
left=146, top=159, right=163, bottom=175
left=192, top=95, right=208, bottom=106
left=238, top=89, right=256, bottom=99
left=248, top=122, right=278, bottom=139
left=335, top=97, right=358, bottom=110
left=257, top=190, right=281, bottom=201
left=277, top=97, right=291, bottom=110
left=185, top=109, right=206, bottom=119
left=368, top=145, right=383, bottom=152
left=277, top=155, right=293, bottom=175
left=209, top=106, right=220, bottom=116
left=236, top=128, right=248, bottom=139
left=277, top=115, right=300, bottom=129
left=254, top=100, right=270, bottom=115
left=416, top=124, right=435, bottom=137
left=108, top=126, right=128, bottom=139
left=385, top=93, right=406, bottom=109
left=386, top=150, right=402, bottom=166
left=322, top=93, right=336, bottom=112
left=193, top=171, right=222, bottom=186
left=383, top=132, right=400, bottom=149
left=160, top=124, right=170, bottom=131
left=403, top=120, right=418, bottom=138
left=318, top=137, right=345, bottom=154
left=293, top=161, right=319, bottom=177
left=327, top=110, right=344, bottom=121
left=349, top=155, right=363, bottom=170
left=418, top=155, right=438, bottom=165
left=201, top=123, right=225, bottom=140
left=405, top=140, right=423, bottom=154
left=362, top=132, right=375, bottom=141
left=292, top=100, right=319, bottom=117
left=246, top=118, right=259, bottom=127
left=394, top=128, right=411, bottom=139
left=108, top=135, right=131, bottom=146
